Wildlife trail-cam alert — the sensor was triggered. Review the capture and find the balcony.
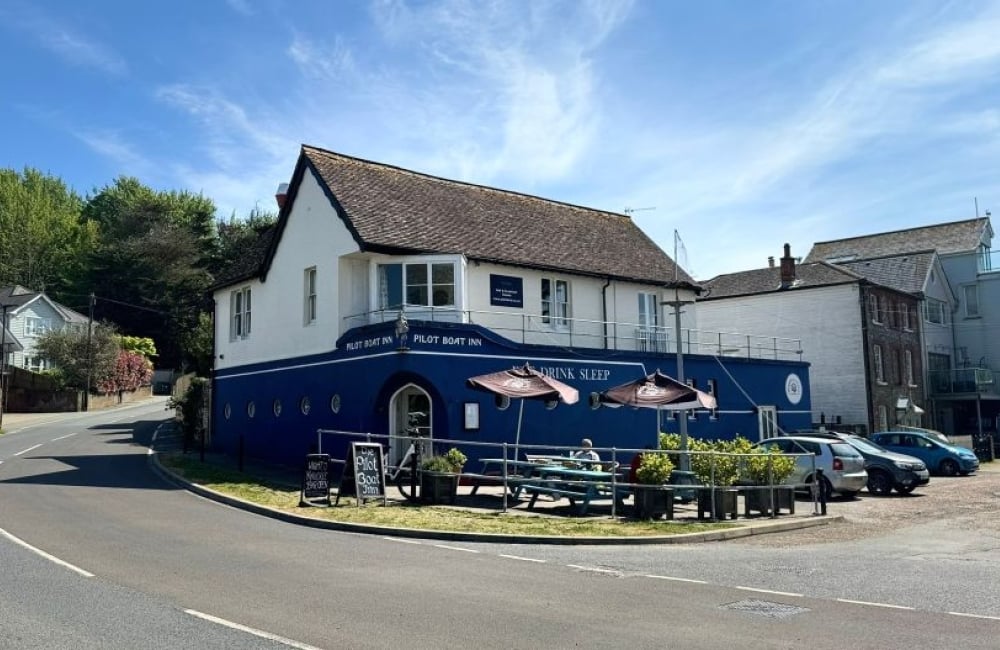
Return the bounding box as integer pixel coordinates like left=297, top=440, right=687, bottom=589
left=978, top=248, right=1000, bottom=274
left=344, top=306, right=804, bottom=361
left=929, top=367, right=999, bottom=395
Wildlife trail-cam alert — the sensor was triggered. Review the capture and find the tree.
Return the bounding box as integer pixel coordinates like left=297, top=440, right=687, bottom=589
left=178, top=312, right=214, bottom=377
left=0, top=167, right=97, bottom=296
left=34, top=323, right=119, bottom=390
left=80, top=177, right=218, bottom=369
left=214, top=207, right=276, bottom=272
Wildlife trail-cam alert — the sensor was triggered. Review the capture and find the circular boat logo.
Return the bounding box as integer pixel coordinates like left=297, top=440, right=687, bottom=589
left=785, top=373, right=803, bottom=405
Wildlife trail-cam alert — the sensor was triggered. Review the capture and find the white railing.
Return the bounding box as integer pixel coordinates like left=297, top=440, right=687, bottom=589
left=342, top=306, right=803, bottom=361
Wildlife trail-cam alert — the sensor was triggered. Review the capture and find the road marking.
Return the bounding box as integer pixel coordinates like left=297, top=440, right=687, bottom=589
left=645, top=575, right=708, bottom=584
left=0, top=527, right=95, bottom=578
left=52, top=432, right=78, bottom=441
left=948, top=612, right=1000, bottom=621
left=567, top=564, right=620, bottom=575
left=13, top=444, right=42, bottom=456
left=382, top=537, right=422, bottom=544
left=736, top=586, right=803, bottom=597
left=184, top=609, right=324, bottom=650
left=836, top=598, right=914, bottom=610
left=499, top=554, right=546, bottom=563
left=433, top=544, right=479, bottom=553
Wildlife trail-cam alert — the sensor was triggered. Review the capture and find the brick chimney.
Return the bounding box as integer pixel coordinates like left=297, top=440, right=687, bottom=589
left=275, top=182, right=290, bottom=210
left=768, top=256, right=775, bottom=268
left=779, top=243, right=796, bottom=288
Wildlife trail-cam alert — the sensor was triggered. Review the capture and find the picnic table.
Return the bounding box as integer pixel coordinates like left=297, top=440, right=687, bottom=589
left=518, top=464, right=628, bottom=515
left=469, top=458, right=549, bottom=496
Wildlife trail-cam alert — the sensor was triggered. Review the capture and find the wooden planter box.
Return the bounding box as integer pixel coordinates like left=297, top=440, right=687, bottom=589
left=421, top=471, right=460, bottom=504
left=633, top=485, right=674, bottom=520
left=696, top=487, right=738, bottom=520
left=739, top=484, right=796, bottom=517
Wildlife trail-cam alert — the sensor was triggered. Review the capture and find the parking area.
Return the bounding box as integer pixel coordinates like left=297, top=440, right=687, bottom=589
left=733, top=463, right=1000, bottom=545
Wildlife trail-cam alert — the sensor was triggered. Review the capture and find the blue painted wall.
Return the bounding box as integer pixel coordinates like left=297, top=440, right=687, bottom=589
left=211, top=320, right=812, bottom=468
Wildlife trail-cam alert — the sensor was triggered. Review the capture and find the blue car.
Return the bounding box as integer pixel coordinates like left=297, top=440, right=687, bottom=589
left=870, top=431, right=980, bottom=476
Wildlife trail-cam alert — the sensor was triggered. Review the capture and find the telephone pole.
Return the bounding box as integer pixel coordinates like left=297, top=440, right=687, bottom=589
left=83, top=293, right=95, bottom=411
left=0, top=303, right=10, bottom=429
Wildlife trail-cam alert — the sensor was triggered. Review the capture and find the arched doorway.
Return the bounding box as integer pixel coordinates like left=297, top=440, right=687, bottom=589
left=389, top=383, right=432, bottom=466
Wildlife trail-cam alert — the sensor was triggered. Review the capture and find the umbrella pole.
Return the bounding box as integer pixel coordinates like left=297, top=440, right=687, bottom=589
left=514, top=398, right=525, bottom=461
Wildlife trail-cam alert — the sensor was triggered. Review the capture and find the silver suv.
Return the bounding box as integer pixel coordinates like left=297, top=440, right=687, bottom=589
left=756, top=436, right=868, bottom=498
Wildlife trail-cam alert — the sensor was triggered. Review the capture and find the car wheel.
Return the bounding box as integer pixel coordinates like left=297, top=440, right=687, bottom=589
left=866, top=470, right=894, bottom=496
left=895, top=485, right=916, bottom=495
left=939, top=459, right=960, bottom=476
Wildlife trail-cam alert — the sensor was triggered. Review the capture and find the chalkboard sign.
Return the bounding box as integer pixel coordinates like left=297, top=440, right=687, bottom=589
left=300, top=453, right=331, bottom=507
left=335, top=442, right=386, bottom=507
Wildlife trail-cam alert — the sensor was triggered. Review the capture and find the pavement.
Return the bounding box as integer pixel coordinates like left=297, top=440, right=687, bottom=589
left=4, top=406, right=850, bottom=544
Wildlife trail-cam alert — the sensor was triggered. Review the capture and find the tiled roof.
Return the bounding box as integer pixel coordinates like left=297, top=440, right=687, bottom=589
left=0, top=285, right=40, bottom=309
left=701, top=262, right=862, bottom=300
left=838, top=251, right=935, bottom=297
left=295, top=145, right=696, bottom=287
left=805, top=218, right=990, bottom=262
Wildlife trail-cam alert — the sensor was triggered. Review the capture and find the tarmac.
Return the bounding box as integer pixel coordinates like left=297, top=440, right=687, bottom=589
left=2, top=405, right=845, bottom=545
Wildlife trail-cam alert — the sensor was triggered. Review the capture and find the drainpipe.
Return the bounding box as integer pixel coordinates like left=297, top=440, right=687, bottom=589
left=601, top=277, right=611, bottom=349
left=859, top=283, right=874, bottom=434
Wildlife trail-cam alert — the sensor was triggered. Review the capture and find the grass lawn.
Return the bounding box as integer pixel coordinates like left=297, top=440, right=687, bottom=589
left=159, top=453, right=737, bottom=537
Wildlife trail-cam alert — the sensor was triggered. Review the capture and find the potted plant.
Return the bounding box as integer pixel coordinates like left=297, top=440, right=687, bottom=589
left=692, top=440, right=740, bottom=520
left=420, top=447, right=467, bottom=504
left=741, top=446, right=797, bottom=515
left=632, top=452, right=675, bottom=520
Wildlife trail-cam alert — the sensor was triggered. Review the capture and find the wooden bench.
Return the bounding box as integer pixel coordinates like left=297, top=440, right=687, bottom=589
left=521, top=484, right=592, bottom=515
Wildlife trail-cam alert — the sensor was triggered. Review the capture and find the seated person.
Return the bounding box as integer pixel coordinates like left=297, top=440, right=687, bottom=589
left=570, top=438, right=601, bottom=465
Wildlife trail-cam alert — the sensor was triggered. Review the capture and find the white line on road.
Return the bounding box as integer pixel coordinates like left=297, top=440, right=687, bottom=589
left=13, top=444, right=42, bottom=456
left=433, top=544, right=479, bottom=553
left=948, top=612, right=1000, bottom=621
left=567, top=564, right=620, bottom=575
left=836, top=598, right=914, bottom=610
left=52, top=432, right=78, bottom=441
left=735, top=586, right=803, bottom=597
left=184, top=609, right=324, bottom=650
left=499, top=554, right=546, bottom=563
left=382, top=537, right=422, bottom=544
left=645, top=575, right=708, bottom=584
left=0, top=527, right=95, bottom=578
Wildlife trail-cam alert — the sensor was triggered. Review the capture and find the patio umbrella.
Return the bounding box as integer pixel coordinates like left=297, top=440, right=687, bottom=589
left=467, top=363, right=579, bottom=458
left=599, top=369, right=717, bottom=450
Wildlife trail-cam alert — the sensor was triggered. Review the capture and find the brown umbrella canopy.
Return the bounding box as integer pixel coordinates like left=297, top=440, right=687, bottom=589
left=467, top=363, right=579, bottom=405
left=600, top=370, right=717, bottom=410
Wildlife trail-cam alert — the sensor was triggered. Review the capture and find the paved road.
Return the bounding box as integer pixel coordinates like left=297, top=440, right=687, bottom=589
left=2, top=401, right=998, bottom=648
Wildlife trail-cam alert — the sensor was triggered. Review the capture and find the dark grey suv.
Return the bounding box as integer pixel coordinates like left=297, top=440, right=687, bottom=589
left=832, top=433, right=930, bottom=495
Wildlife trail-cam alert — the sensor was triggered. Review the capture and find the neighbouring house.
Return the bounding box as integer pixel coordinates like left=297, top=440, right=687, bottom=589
left=209, top=145, right=813, bottom=469
left=805, top=217, right=999, bottom=437
left=0, top=285, right=88, bottom=373
left=696, top=244, right=924, bottom=435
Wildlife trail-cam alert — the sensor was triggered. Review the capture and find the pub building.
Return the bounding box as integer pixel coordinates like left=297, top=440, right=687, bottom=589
left=210, top=145, right=812, bottom=471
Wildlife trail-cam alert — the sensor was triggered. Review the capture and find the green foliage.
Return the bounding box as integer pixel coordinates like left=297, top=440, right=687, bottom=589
left=0, top=167, right=96, bottom=294
left=744, top=445, right=797, bottom=484
left=635, top=452, right=675, bottom=485
left=169, top=377, right=209, bottom=445
left=178, top=312, right=215, bottom=376
left=118, top=335, right=157, bottom=358
left=215, top=207, right=277, bottom=272
left=422, top=447, right=467, bottom=473
left=33, top=322, right=120, bottom=390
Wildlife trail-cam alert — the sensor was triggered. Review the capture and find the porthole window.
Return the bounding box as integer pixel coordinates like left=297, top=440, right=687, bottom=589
left=247, top=401, right=256, bottom=418
left=224, top=403, right=232, bottom=420
left=273, top=399, right=282, bottom=417
left=495, top=394, right=511, bottom=411
left=300, top=396, right=311, bottom=415
left=330, top=394, right=341, bottom=414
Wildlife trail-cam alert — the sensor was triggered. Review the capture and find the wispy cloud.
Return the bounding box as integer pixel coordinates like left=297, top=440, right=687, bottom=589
left=287, top=34, right=355, bottom=80
left=1, top=4, right=128, bottom=76
left=75, top=129, right=150, bottom=173
left=224, top=0, right=254, bottom=17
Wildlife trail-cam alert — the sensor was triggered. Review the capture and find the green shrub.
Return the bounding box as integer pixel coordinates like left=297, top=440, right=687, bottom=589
left=744, top=446, right=796, bottom=484
left=422, top=447, right=467, bottom=473
left=635, top=452, right=675, bottom=484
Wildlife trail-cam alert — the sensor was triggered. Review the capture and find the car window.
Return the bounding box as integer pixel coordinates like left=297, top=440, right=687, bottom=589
left=846, top=437, right=886, bottom=454
left=830, top=442, right=863, bottom=458
left=797, top=440, right=821, bottom=455
left=917, top=436, right=937, bottom=449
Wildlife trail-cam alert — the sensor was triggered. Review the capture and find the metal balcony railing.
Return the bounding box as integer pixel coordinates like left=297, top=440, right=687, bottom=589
left=343, top=306, right=804, bottom=361
left=929, top=367, right=999, bottom=395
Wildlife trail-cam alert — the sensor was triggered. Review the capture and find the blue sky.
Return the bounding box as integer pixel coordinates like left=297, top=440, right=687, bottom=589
left=2, top=0, right=998, bottom=280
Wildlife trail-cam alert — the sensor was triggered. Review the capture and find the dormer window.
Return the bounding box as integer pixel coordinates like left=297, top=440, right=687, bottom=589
left=378, top=261, right=457, bottom=310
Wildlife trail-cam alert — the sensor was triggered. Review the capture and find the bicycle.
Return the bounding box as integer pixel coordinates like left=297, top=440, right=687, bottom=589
left=390, top=437, right=429, bottom=502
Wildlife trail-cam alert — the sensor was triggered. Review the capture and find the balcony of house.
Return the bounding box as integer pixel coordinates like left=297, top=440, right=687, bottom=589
left=343, top=306, right=804, bottom=361
left=978, top=248, right=1000, bottom=274
left=929, top=367, right=1000, bottom=396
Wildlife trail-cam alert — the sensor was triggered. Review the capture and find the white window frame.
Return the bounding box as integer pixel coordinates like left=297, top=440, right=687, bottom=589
left=707, top=378, right=718, bottom=420
left=963, top=284, right=980, bottom=318
left=304, top=267, right=317, bottom=325
left=637, top=292, right=658, bottom=329
left=541, top=278, right=570, bottom=330
left=24, top=355, right=49, bottom=372
left=24, top=317, right=53, bottom=337
left=877, top=404, right=888, bottom=432
left=904, top=349, right=915, bottom=387
left=757, top=405, right=777, bottom=440
left=869, top=294, right=882, bottom=325
left=925, top=298, right=946, bottom=325
left=377, top=259, right=458, bottom=311
left=874, top=344, right=885, bottom=383
left=901, top=303, right=911, bottom=331
left=231, top=287, right=252, bottom=340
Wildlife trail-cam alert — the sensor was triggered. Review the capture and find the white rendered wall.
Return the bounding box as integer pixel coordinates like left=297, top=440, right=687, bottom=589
left=214, top=167, right=360, bottom=370
left=694, top=284, right=867, bottom=426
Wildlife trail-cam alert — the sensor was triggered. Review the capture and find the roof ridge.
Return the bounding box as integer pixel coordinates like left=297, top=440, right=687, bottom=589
left=811, top=217, right=986, bottom=246
left=840, top=248, right=937, bottom=263
left=301, top=144, right=632, bottom=221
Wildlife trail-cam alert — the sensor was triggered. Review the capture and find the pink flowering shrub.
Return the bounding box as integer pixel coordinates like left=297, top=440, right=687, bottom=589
left=96, top=350, right=154, bottom=394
